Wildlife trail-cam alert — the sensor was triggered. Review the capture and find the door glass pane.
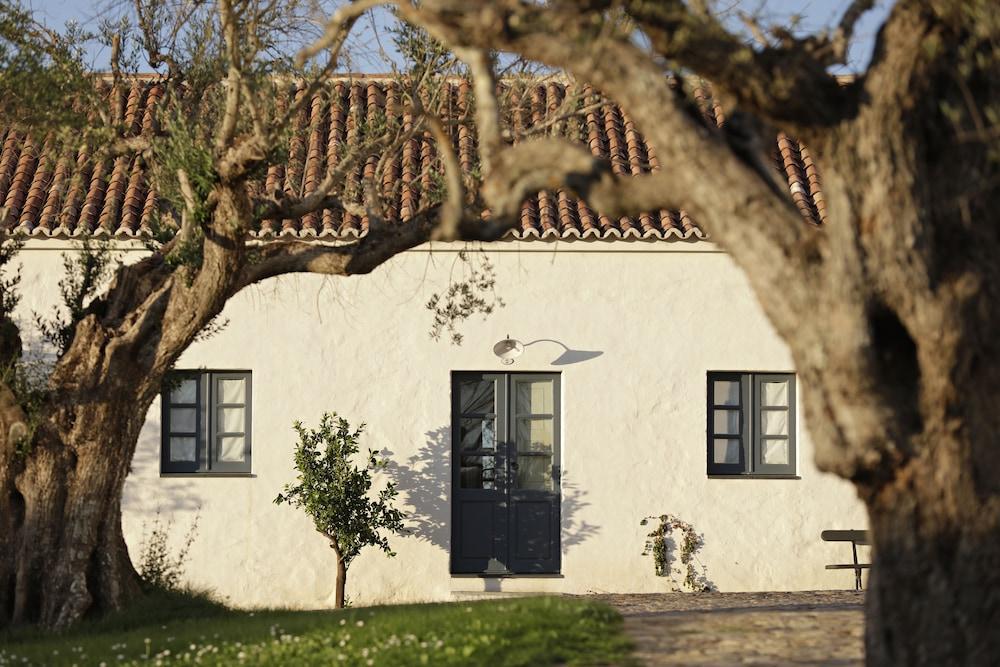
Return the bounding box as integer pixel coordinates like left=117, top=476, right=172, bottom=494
left=169, top=379, right=197, bottom=404
left=762, top=438, right=789, bottom=465
left=169, top=408, right=197, bottom=433
left=713, top=438, right=740, bottom=464
left=713, top=409, right=740, bottom=435
left=515, top=379, right=554, bottom=415
left=169, top=436, right=196, bottom=462
left=714, top=380, right=740, bottom=406
left=762, top=381, right=788, bottom=407
left=761, top=409, right=788, bottom=436
left=459, top=379, right=494, bottom=414
left=459, top=455, right=496, bottom=489
left=219, top=378, right=246, bottom=404
left=460, top=418, right=495, bottom=451
left=516, top=417, right=553, bottom=454
left=218, top=407, right=246, bottom=434
left=218, top=435, right=245, bottom=462
left=516, top=456, right=553, bottom=491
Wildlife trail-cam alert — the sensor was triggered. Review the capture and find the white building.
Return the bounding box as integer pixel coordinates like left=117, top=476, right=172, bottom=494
left=5, top=78, right=868, bottom=608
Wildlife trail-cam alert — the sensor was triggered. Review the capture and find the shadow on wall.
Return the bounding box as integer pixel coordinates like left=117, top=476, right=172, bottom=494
left=125, top=411, right=202, bottom=516
left=383, top=426, right=600, bottom=552
left=521, top=339, right=603, bottom=366
left=382, top=427, right=451, bottom=551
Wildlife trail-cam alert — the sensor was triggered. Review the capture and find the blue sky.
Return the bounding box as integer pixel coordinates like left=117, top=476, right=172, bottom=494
left=29, top=0, right=892, bottom=74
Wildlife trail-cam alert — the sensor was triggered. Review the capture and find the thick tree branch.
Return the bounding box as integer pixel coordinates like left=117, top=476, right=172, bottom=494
left=454, top=47, right=501, bottom=178
left=483, top=138, right=684, bottom=221
left=406, top=1, right=816, bottom=279
left=424, top=114, right=463, bottom=241
left=214, top=0, right=244, bottom=156
left=624, top=0, right=862, bottom=134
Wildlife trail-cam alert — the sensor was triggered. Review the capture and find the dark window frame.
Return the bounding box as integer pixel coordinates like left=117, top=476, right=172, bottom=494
left=161, top=370, right=252, bottom=475
left=707, top=371, right=796, bottom=477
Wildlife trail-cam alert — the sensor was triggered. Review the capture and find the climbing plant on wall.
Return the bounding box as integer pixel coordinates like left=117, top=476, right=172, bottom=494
left=641, top=514, right=714, bottom=592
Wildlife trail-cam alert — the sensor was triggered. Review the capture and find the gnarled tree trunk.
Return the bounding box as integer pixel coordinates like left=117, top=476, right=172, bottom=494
left=0, top=203, right=246, bottom=628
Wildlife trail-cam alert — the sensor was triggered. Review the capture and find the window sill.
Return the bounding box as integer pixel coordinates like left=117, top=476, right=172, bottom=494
left=708, top=474, right=800, bottom=480
left=450, top=573, right=564, bottom=579
left=160, top=472, right=256, bottom=478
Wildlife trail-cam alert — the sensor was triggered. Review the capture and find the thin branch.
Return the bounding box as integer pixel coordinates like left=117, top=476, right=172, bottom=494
left=828, top=0, right=877, bottom=64
left=295, top=0, right=386, bottom=66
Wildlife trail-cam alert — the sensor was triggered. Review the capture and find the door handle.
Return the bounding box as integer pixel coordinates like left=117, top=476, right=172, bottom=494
left=510, top=461, right=519, bottom=471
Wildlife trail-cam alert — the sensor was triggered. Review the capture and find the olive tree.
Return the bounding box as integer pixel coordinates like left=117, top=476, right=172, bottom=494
left=275, top=413, right=404, bottom=609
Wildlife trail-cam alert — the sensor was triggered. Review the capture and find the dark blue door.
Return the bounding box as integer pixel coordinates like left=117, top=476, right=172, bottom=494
left=450, top=372, right=561, bottom=574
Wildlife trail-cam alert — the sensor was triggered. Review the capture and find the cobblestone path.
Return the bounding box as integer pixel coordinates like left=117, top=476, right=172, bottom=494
left=591, top=591, right=865, bottom=666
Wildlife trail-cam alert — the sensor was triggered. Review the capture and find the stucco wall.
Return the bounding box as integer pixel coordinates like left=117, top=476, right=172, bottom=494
left=12, top=239, right=869, bottom=608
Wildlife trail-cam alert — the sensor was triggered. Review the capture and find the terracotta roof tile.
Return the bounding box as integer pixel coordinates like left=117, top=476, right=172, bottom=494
left=0, top=77, right=830, bottom=242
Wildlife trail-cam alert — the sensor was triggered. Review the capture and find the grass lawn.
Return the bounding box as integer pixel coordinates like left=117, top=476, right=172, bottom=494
left=0, top=589, right=634, bottom=666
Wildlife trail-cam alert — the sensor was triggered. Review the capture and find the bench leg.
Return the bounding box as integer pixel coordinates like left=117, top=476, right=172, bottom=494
left=852, top=542, right=863, bottom=591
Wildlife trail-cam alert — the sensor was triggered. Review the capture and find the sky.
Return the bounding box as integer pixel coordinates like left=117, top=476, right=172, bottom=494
left=27, top=0, right=893, bottom=75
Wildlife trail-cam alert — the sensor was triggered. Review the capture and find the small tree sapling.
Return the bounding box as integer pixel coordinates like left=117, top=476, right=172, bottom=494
left=274, top=413, right=405, bottom=609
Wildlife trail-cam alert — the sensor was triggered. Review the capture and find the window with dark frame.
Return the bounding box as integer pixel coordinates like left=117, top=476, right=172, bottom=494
left=161, top=371, right=252, bottom=474
left=707, top=372, right=796, bottom=476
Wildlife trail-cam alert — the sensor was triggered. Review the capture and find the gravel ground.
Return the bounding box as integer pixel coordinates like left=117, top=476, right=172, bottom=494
left=588, top=591, right=865, bottom=666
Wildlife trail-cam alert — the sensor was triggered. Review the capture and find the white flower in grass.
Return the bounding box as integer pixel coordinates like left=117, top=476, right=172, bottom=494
left=355, top=620, right=364, bottom=627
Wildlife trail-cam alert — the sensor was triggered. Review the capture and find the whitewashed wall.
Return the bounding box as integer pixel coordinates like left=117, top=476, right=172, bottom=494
left=12, top=239, right=869, bottom=608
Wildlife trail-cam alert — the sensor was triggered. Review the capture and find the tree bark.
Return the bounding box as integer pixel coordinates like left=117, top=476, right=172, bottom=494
left=1, top=401, right=149, bottom=628
left=864, top=443, right=1000, bottom=666
left=335, top=556, right=347, bottom=610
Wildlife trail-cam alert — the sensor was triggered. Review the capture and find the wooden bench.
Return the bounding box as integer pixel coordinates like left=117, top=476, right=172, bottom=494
left=821, top=530, right=871, bottom=591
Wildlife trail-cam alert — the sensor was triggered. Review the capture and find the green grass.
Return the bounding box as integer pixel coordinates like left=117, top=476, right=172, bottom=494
left=0, top=589, right=634, bottom=666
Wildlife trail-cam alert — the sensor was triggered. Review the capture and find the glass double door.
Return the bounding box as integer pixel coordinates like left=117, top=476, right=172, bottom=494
left=450, top=372, right=561, bottom=574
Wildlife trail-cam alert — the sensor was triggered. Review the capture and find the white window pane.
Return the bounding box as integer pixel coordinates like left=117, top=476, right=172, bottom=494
left=762, top=381, right=788, bottom=407
left=714, top=380, right=740, bottom=406
left=762, top=438, right=789, bottom=465
left=713, top=409, right=740, bottom=435
left=219, top=378, right=245, bottom=404
left=713, top=438, right=740, bottom=464
left=516, top=418, right=554, bottom=454
left=761, top=410, right=788, bottom=436
left=169, top=408, right=197, bottom=433
left=218, top=407, right=245, bottom=434
left=170, top=379, right=197, bottom=404
left=515, top=380, right=554, bottom=415
left=218, top=435, right=246, bottom=462
left=517, top=456, right=553, bottom=491
left=169, top=436, right=196, bottom=462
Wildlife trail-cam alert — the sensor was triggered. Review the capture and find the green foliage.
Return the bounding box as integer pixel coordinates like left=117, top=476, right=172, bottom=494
left=388, top=16, right=454, bottom=83
left=640, top=514, right=713, bottom=592
left=0, top=1, right=95, bottom=135
left=33, top=240, right=114, bottom=356
left=275, top=413, right=406, bottom=567
left=137, top=511, right=201, bottom=592
left=426, top=249, right=505, bottom=345
left=0, top=596, right=632, bottom=666
left=0, top=356, right=47, bottom=455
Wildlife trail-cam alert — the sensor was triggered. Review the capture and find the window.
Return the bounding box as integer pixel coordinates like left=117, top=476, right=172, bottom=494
left=161, top=371, right=252, bottom=474
left=707, top=372, right=796, bottom=476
